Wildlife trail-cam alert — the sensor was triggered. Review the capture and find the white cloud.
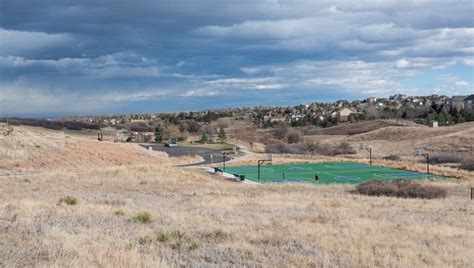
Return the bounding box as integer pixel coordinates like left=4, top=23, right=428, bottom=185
left=455, top=80, right=469, bottom=86
left=394, top=59, right=410, bottom=68
left=180, top=88, right=220, bottom=97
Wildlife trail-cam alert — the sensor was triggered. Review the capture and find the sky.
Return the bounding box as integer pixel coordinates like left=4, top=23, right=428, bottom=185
left=0, top=0, right=473, bottom=117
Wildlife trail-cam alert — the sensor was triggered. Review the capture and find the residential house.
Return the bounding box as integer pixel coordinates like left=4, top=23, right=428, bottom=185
left=331, top=107, right=357, bottom=122
left=464, top=95, right=474, bottom=111
left=390, top=94, right=407, bottom=101
left=449, top=96, right=467, bottom=110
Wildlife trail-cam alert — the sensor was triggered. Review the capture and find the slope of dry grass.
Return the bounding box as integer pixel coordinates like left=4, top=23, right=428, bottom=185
left=0, top=126, right=473, bottom=267
left=305, top=120, right=407, bottom=136
left=1, top=166, right=473, bottom=267
left=0, top=126, right=197, bottom=172
left=348, top=122, right=474, bottom=143
left=302, top=122, right=474, bottom=157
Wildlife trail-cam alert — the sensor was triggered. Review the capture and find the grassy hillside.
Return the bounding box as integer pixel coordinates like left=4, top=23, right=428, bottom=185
left=305, top=120, right=407, bottom=136
left=0, top=126, right=473, bottom=266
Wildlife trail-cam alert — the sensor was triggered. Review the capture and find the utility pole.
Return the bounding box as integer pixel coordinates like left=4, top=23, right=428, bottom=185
left=422, top=153, right=430, bottom=174
left=222, top=152, right=227, bottom=171
left=366, top=147, right=372, bottom=165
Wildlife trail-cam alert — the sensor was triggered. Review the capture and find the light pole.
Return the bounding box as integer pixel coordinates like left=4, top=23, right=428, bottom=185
left=359, top=143, right=372, bottom=165
left=222, top=152, right=227, bottom=171
left=415, top=148, right=429, bottom=175
left=422, top=153, right=430, bottom=174
left=366, top=147, right=372, bottom=165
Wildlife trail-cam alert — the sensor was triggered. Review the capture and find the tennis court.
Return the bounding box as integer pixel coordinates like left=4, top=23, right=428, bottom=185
left=220, top=162, right=446, bottom=184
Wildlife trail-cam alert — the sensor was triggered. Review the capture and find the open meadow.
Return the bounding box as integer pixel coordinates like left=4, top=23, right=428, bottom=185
left=1, top=126, right=473, bottom=267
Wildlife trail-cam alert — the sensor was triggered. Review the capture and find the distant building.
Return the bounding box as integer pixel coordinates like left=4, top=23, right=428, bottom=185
left=464, top=95, right=474, bottom=111
left=390, top=94, right=407, bottom=101
left=289, top=113, right=304, bottom=122
left=367, top=97, right=377, bottom=103
left=448, top=96, right=467, bottom=110
left=330, top=107, right=357, bottom=122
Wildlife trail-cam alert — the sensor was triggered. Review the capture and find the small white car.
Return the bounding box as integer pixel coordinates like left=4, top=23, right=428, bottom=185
left=165, top=142, right=179, bottom=147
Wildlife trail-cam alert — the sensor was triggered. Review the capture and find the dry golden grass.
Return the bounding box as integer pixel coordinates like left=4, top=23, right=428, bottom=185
left=0, top=126, right=473, bottom=267
left=300, top=122, right=474, bottom=159
left=0, top=126, right=197, bottom=172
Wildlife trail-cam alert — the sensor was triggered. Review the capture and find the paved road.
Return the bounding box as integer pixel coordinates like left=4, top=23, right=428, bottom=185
left=140, top=144, right=232, bottom=166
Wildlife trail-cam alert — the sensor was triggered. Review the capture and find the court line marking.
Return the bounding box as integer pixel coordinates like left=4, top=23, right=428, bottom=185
left=319, top=171, right=361, bottom=181
left=288, top=166, right=313, bottom=171
left=226, top=167, right=274, bottom=174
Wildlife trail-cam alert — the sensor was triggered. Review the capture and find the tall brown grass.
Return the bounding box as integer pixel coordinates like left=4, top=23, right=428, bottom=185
left=0, top=126, right=472, bottom=266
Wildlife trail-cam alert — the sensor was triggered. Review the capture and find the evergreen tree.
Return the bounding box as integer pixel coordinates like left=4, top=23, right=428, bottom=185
left=154, top=125, right=163, bottom=143
left=218, top=127, right=227, bottom=143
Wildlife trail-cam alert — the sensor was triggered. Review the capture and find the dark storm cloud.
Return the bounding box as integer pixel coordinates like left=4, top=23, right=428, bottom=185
left=0, top=0, right=473, bottom=115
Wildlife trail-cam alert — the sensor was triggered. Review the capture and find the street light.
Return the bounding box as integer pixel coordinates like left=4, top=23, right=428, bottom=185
left=359, top=143, right=372, bottom=165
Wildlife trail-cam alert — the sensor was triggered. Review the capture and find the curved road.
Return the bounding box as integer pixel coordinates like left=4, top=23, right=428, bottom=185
left=140, top=144, right=232, bottom=166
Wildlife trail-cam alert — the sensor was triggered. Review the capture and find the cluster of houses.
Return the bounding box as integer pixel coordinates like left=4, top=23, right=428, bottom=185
left=62, top=94, right=474, bottom=127
left=258, top=94, right=474, bottom=124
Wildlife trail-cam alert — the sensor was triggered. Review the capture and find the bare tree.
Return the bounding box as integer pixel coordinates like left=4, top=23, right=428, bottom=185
left=273, top=122, right=289, bottom=140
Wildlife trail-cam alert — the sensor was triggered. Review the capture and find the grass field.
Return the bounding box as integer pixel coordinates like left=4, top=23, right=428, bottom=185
left=222, top=162, right=445, bottom=184
left=1, top=126, right=473, bottom=266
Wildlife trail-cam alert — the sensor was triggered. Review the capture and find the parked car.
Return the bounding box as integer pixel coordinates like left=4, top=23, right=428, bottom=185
left=165, top=142, right=179, bottom=147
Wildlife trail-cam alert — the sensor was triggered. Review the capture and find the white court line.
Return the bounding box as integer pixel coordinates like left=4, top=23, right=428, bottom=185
left=320, top=171, right=361, bottom=181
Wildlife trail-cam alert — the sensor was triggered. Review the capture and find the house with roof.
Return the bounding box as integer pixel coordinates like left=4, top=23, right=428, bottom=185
left=463, top=95, right=474, bottom=111
left=448, top=96, right=467, bottom=110
left=330, top=107, right=357, bottom=122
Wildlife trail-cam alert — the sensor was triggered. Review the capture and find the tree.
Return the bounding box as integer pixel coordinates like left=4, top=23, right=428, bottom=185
left=287, top=132, right=301, bottom=144
left=273, top=122, right=289, bottom=139
left=218, top=127, right=227, bottom=143
left=154, top=125, right=163, bottom=143
left=199, top=133, right=213, bottom=143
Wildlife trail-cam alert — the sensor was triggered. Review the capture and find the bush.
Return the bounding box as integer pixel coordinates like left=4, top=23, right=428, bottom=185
left=426, top=154, right=462, bottom=164
left=133, top=211, right=152, bottom=223
left=459, top=158, right=474, bottom=171
left=286, top=132, right=301, bottom=144
left=353, top=180, right=447, bottom=199
left=273, top=122, right=289, bottom=139
left=114, top=209, right=125, bottom=216
left=332, top=142, right=356, bottom=155
left=58, top=195, right=78, bottom=205
left=383, top=154, right=400, bottom=161
left=138, top=235, right=153, bottom=246
left=158, top=230, right=190, bottom=251
left=265, top=140, right=356, bottom=156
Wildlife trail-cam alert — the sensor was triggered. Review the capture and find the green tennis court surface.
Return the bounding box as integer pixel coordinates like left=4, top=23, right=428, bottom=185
left=221, top=162, right=446, bottom=184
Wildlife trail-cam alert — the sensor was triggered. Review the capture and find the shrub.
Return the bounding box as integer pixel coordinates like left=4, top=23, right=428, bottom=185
left=273, top=122, right=289, bottom=139
left=158, top=230, right=190, bottom=251
left=265, top=140, right=357, bottom=156
left=426, top=154, right=462, bottom=164
left=133, top=211, right=152, bottom=223
left=383, top=154, right=400, bottom=161
left=353, top=180, right=447, bottom=199
left=158, top=231, right=172, bottom=242
left=286, top=132, right=301, bottom=144
left=214, top=229, right=225, bottom=237
left=59, top=195, right=78, bottom=205
left=138, top=235, right=153, bottom=246
left=459, top=158, right=474, bottom=171
left=114, top=209, right=125, bottom=216
left=332, top=142, right=356, bottom=155
left=189, top=241, right=200, bottom=250
left=353, top=180, right=398, bottom=197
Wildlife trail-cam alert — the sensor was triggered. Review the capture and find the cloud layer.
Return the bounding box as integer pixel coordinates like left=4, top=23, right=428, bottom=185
left=1, top=0, right=473, bottom=115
